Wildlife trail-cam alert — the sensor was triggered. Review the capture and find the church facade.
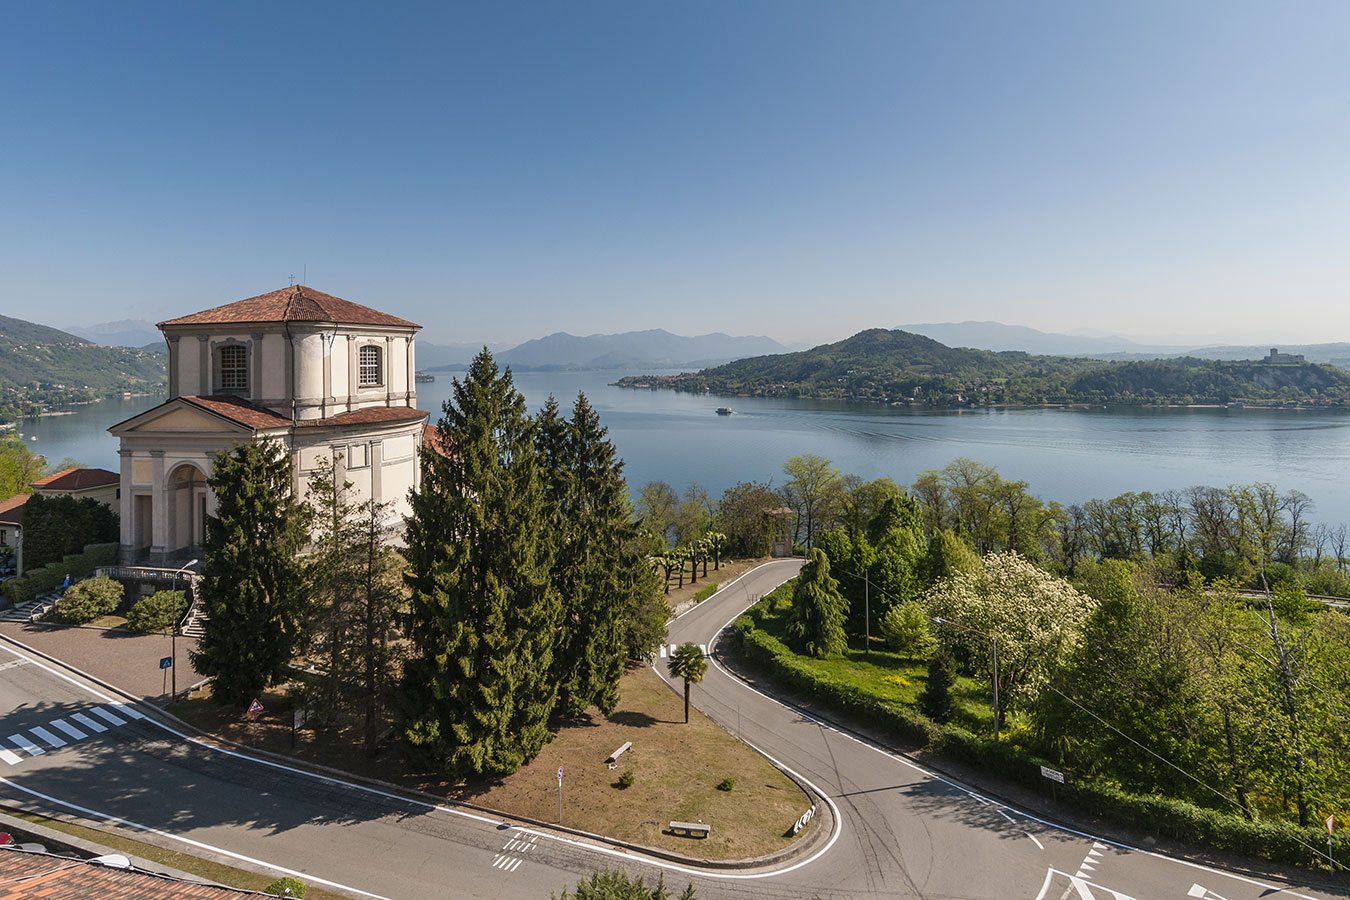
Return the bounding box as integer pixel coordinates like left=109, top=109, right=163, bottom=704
left=109, top=286, right=428, bottom=566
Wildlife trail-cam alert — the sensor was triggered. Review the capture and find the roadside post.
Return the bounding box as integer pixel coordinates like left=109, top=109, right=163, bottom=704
left=1040, top=765, right=1065, bottom=802
left=557, top=766, right=564, bottom=825
left=159, top=656, right=172, bottom=699
left=1329, top=814, right=1336, bottom=869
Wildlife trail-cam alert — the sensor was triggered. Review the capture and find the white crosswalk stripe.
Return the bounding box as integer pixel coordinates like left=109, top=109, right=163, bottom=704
left=28, top=726, right=66, bottom=748
left=111, top=702, right=146, bottom=720
left=0, top=748, right=22, bottom=766
left=90, top=706, right=126, bottom=726
left=50, top=718, right=88, bottom=740
left=8, top=734, right=44, bottom=756
left=70, top=712, right=107, bottom=733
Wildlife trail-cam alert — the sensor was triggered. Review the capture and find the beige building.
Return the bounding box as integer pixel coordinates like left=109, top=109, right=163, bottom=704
left=110, top=285, right=428, bottom=566
left=31, top=467, right=120, bottom=507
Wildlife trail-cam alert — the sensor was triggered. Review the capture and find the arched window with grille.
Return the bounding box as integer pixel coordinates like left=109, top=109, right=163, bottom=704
left=359, top=344, right=382, bottom=387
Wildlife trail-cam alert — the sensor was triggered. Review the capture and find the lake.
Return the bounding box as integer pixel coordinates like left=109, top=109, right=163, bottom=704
left=15, top=370, right=1350, bottom=526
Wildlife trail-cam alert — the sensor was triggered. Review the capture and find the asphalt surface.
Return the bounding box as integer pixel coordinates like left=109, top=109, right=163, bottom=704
left=0, top=559, right=1345, bottom=900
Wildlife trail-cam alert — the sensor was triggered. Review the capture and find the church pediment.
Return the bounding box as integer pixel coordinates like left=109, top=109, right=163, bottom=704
left=110, top=399, right=260, bottom=436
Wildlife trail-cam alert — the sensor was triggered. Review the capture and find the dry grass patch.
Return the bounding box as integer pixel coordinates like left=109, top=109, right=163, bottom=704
left=661, top=557, right=770, bottom=611
left=170, top=664, right=810, bottom=861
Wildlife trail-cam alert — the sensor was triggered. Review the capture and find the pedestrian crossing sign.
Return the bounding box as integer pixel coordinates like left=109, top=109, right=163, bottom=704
left=247, top=699, right=263, bottom=716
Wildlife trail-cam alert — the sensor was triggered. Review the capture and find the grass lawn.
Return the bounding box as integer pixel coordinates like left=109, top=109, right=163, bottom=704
left=751, top=591, right=999, bottom=739
left=170, top=664, right=811, bottom=861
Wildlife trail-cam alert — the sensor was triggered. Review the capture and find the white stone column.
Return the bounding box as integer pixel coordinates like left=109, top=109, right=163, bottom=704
left=149, top=451, right=168, bottom=562
left=118, top=449, right=135, bottom=563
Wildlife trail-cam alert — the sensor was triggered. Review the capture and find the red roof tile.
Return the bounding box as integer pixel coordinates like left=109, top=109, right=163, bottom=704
left=0, top=493, right=30, bottom=526
left=158, top=286, right=419, bottom=330
left=31, top=468, right=119, bottom=492
left=421, top=422, right=457, bottom=458
left=298, top=407, right=428, bottom=428
left=179, top=396, right=292, bottom=430
left=0, top=849, right=257, bottom=899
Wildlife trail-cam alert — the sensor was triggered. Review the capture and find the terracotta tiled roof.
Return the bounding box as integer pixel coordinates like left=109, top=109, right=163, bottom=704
left=0, top=493, right=30, bottom=526
left=298, top=407, right=428, bottom=428
left=179, top=396, right=292, bottom=430
left=421, top=422, right=457, bottom=458
left=158, top=285, right=419, bottom=330
left=0, top=848, right=257, bottom=898
left=31, top=467, right=120, bottom=492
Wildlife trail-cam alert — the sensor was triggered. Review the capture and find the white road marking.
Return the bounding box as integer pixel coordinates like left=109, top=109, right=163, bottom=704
left=110, top=701, right=146, bottom=720
left=507, top=857, right=522, bottom=872
left=7, top=734, right=43, bottom=756
left=1026, top=831, right=1044, bottom=849
left=70, top=712, right=107, bottom=733
left=0, top=659, right=30, bottom=672
left=49, top=718, right=88, bottom=740
left=90, top=706, right=126, bottom=726
left=699, top=643, right=708, bottom=656
left=0, top=748, right=21, bottom=766
left=997, top=809, right=1015, bottom=823
left=658, top=645, right=667, bottom=658
left=28, top=726, right=66, bottom=748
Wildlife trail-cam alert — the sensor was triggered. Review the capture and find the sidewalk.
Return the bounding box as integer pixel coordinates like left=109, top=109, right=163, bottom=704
left=0, top=621, right=202, bottom=703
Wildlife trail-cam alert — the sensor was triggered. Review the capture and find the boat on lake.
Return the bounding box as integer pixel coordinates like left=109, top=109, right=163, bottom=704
left=716, top=407, right=733, bottom=416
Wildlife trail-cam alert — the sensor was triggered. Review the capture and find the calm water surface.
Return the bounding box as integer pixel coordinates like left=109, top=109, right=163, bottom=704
left=16, top=371, right=1350, bottom=525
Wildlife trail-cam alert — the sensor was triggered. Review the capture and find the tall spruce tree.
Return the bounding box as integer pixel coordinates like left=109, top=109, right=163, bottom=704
left=192, top=441, right=309, bottom=709
left=352, top=497, right=404, bottom=756
left=786, top=548, right=848, bottom=658
left=303, top=454, right=361, bottom=723
left=401, top=350, right=560, bottom=777
left=538, top=393, right=661, bottom=717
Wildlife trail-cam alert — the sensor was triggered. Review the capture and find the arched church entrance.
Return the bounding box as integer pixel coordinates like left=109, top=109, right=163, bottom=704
left=166, top=463, right=210, bottom=561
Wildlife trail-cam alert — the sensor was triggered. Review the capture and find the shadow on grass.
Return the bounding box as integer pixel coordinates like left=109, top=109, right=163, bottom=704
left=607, top=710, right=661, bottom=728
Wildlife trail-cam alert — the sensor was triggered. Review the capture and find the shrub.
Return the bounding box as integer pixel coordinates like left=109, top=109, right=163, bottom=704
left=47, top=575, right=123, bottom=624
left=125, top=590, right=187, bottom=633
left=617, top=769, right=635, bottom=788
left=717, top=777, right=735, bottom=792
left=918, top=649, right=956, bottom=723
left=557, top=868, right=695, bottom=899
left=878, top=601, right=936, bottom=657
left=0, top=542, right=117, bottom=607
left=265, top=877, right=307, bottom=898
left=694, top=583, right=718, bottom=603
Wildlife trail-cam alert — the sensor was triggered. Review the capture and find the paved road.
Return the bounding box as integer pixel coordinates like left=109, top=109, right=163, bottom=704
left=0, top=559, right=1344, bottom=900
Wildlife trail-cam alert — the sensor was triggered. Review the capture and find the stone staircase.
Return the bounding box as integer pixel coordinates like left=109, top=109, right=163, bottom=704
left=0, top=591, right=59, bottom=623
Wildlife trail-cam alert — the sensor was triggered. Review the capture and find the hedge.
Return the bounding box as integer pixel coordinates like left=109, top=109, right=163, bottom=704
left=1, top=542, right=118, bottom=607
left=729, top=601, right=1349, bottom=870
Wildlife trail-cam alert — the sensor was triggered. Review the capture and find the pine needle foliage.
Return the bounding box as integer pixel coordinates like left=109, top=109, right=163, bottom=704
left=193, top=441, right=309, bottom=709
left=785, top=548, right=848, bottom=658
left=401, top=351, right=561, bottom=777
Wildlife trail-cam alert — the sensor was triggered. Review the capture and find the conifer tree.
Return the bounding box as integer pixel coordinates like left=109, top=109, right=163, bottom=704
left=786, top=548, right=848, bottom=658
left=193, top=441, right=309, bottom=709
left=538, top=393, right=662, bottom=717
left=401, top=350, right=560, bottom=777
left=303, top=454, right=361, bottom=723
left=352, top=497, right=404, bottom=756
left=919, top=649, right=956, bottom=723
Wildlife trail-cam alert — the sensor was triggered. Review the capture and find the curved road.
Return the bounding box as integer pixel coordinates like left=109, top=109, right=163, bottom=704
left=0, top=559, right=1343, bottom=900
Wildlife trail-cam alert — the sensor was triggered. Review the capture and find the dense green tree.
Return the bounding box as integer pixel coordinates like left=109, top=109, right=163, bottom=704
left=350, top=496, right=405, bottom=756
left=714, top=480, right=783, bottom=557
left=667, top=642, right=707, bottom=725
left=401, top=351, right=560, bottom=777
left=302, top=454, right=362, bottom=723
left=20, top=493, right=118, bottom=570
left=918, top=528, right=982, bottom=587
left=838, top=476, right=904, bottom=539
left=782, top=454, right=842, bottom=549
left=192, top=441, right=309, bottom=709
left=539, top=393, right=661, bottom=717
left=785, top=548, right=848, bottom=658
left=0, top=434, right=45, bottom=498
left=636, top=481, right=679, bottom=548
left=918, top=649, right=957, bottom=723
left=878, top=600, right=935, bottom=658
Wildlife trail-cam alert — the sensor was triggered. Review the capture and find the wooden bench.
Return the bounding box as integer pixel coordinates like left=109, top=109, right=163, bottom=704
left=668, top=821, right=710, bottom=838
left=606, top=741, right=632, bottom=766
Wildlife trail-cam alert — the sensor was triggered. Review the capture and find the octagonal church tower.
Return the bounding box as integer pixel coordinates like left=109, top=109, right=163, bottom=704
left=110, top=285, right=428, bottom=566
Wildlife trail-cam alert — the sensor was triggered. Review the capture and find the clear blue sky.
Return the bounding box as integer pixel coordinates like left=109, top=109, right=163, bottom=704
left=3, top=1, right=1348, bottom=346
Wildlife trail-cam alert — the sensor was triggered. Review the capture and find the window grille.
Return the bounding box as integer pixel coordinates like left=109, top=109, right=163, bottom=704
left=359, top=344, right=382, bottom=386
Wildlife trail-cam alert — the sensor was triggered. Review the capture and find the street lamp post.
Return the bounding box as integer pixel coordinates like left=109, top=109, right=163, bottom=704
left=932, top=616, right=1000, bottom=743
left=169, top=559, right=198, bottom=699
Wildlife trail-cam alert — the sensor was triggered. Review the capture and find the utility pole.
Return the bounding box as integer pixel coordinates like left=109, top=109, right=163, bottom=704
left=864, top=569, right=870, bottom=656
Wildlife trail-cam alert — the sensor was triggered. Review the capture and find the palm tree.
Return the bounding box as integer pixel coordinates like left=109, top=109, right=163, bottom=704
left=667, top=642, right=707, bottom=724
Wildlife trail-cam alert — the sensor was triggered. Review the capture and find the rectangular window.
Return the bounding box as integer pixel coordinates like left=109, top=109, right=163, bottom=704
left=219, top=344, right=248, bottom=391
left=359, top=344, right=382, bottom=387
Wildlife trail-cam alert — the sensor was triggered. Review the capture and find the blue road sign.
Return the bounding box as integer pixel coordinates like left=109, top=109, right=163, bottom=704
left=159, top=656, right=173, bottom=670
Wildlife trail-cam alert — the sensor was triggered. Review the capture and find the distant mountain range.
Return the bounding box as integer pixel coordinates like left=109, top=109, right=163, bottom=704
left=900, top=321, right=1350, bottom=369
left=485, top=329, right=788, bottom=372
left=66, top=319, right=163, bottom=349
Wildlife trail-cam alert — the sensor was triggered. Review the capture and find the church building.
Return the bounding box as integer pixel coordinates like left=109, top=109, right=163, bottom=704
left=109, top=286, right=428, bottom=566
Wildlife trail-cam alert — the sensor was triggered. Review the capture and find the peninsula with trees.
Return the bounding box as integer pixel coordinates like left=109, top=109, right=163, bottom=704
left=616, top=328, right=1350, bottom=408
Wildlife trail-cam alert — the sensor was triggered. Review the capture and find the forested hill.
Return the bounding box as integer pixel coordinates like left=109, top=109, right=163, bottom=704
left=0, top=314, right=165, bottom=421
left=615, top=328, right=1350, bottom=407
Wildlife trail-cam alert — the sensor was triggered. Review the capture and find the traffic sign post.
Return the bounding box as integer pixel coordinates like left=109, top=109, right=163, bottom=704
left=1329, top=814, right=1336, bottom=869
left=1040, top=765, right=1065, bottom=802
left=557, top=766, right=564, bottom=824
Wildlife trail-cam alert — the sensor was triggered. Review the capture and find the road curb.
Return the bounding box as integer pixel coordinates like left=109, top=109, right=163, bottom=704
left=0, top=627, right=826, bottom=875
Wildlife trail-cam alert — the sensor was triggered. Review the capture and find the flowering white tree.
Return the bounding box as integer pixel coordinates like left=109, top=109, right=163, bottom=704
left=926, top=552, right=1096, bottom=717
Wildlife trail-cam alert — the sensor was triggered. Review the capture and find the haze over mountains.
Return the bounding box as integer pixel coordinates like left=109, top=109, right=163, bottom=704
left=901, top=321, right=1350, bottom=368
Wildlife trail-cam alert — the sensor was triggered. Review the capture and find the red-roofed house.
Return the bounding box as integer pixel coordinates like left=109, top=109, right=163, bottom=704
left=109, top=286, right=428, bottom=565
left=0, top=493, right=29, bottom=575
left=31, top=466, right=121, bottom=508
